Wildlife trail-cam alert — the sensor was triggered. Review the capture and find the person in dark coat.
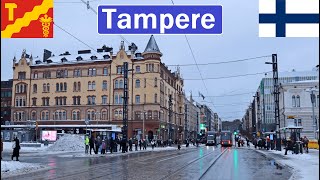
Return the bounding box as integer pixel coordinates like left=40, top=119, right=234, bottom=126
left=11, top=137, right=20, bottom=161
left=129, top=138, right=133, bottom=151
left=89, top=136, right=95, bottom=155
left=134, top=139, right=138, bottom=151
left=110, top=138, right=114, bottom=153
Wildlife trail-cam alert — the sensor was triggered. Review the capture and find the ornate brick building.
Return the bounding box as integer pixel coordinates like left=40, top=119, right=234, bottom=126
left=11, top=35, right=185, bottom=141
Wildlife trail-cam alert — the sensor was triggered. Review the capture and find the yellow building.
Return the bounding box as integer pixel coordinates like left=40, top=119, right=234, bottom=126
left=11, top=35, right=185, bottom=141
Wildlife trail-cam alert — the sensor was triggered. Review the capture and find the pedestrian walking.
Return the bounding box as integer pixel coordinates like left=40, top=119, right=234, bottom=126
left=11, top=137, right=20, bottom=161
left=143, top=139, right=147, bottom=150
left=129, top=138, right=133, bottom=151
left=151, top=140, right=155, bottom=150
left=101, top=140, right=106, bottom=154
left=1, top=135, right=3, bottom=160
left=177, top=139, right=181, bottom=150
left=135, top=139, right=138, bottom=151
left=303, top=136, right=309, bottom=153
left=89, top=136, right=95, bottom=155
left=85, top=135, right=89, bottom=154
left=110, top=138, right=114, bottom=153
left=139, top=140, right=142, bottom=150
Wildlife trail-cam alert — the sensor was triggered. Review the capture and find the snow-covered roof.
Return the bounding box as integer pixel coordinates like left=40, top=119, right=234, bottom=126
left=264, top=70, right=319, bottom=78
left=31, top=52, right=112, bottom=66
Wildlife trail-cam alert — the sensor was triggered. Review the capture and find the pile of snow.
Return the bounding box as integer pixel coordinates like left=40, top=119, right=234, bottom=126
left=47, top=134, right=85, bottom=152
left=1, top=161, right=47, bottom=177
left=256, top=149, right=319, bottom=180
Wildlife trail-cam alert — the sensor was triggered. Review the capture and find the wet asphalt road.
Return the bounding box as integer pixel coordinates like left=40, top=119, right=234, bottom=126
left=2, top=145, right=292, bottom=180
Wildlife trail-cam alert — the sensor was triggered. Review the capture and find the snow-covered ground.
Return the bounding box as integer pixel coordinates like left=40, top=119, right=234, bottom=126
left=255, top=148, right=319, bottom=180
left=3, top=142, right=51, bottom=152
left=1, top=161, right=49, bottom=178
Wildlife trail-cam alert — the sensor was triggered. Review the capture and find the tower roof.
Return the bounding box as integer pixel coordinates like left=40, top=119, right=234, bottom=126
left=143, top=35, right=162, bottom=56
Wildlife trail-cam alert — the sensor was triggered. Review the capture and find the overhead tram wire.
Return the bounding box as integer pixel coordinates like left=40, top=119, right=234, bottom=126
left=79, top=0, right=131, bottom=45
left=183, top=71, right=271, bottom=80
left=166, top=55, right=272, bottom=67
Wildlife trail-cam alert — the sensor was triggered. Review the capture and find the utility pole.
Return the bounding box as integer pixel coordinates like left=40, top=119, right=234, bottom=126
left=266, top=54, right=281, bottom=151
left=184, top=104, right=188, bottom=141
left=168, top=94, right=173, bottom=146
left=123, top=62, right=129, bottom=152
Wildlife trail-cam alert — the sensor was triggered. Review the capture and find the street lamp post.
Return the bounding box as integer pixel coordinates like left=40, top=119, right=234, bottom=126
left=306, top=87, right=319, bottom=139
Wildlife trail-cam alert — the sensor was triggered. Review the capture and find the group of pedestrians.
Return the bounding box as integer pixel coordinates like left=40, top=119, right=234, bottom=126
left=84, top=135, right=176, bottom=155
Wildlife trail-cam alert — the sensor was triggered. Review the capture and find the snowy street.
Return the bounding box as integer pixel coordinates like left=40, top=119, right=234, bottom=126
left=2, top=145, right=296, bottom=180
left=1, top=135, right=319, bottom=179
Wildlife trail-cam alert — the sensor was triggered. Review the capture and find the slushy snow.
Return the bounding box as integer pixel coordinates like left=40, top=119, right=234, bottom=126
left=1, top=161, right=47, bottom=178
left=47, top=134, right=85, bottom=151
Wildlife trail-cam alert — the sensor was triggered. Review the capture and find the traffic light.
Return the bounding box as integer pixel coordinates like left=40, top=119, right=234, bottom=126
left=233, top=131, right=237, bottom=135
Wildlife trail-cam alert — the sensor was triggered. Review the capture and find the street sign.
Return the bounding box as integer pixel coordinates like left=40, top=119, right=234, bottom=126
left=85, top=119, right=89, bottom=125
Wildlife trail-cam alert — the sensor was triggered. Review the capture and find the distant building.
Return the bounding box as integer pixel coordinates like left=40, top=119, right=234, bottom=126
left=199, top=104, right=214, bottom=134
left=184, top=94, right=200, bottom=139
left=1, top=79, right=13, bottom=125
left=257, top=68, right=319, bottom=132
left=279, top=80, right=319, bottom=139
left=222, top=119, right=241, bottom=132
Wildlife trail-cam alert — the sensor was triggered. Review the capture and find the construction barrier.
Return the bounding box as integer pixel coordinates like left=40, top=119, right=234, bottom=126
left=308, top=140, right=319, bottom=149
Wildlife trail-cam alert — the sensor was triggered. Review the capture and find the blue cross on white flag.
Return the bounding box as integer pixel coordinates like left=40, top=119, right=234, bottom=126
left=259, top=0, right=319, bottom=37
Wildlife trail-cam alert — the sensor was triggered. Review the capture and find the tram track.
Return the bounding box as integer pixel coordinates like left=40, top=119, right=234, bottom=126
left=158, top=147, right=227, bottom=180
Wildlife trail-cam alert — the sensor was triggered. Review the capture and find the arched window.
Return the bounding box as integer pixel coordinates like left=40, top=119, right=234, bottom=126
left=135, top=111, right=141, bottom=120
left=135, top=79, right=140, bottom=88
left=154, top=93, right=158, bottom=103
left=114, top=110, right=119, bottom=119
left=292, top=95, right=296, bottom=107
left=148, top=110, right=152, bottom=119
left=56, top=83, right=59, bottom=91
left=31, top=111, right=37, bottom=120
left=72, top=110, right=80, bottom=120
left=115, top=80, right=119, bottom=89
left=73, top=82, right=77, bottom=91
left=119, top=110, right=123, bottom=118
left=101, top=109, right=108, bottom=120
left=88, top=81, right=92, bottom=90
left=119, top=94, right=123, bottom=104
left=153, top=111, right=158, bottom=120
left=87, top=109, right=96, bottom=120
left=47, top=83, right=50, bottom=92
left=296, top=95, right=300, bottom=107
left=33, top=84, right=37, bottom=93
left=154, top=77, right=157, bottom=87
left=43, top=83, right=46, bottom=92
left=92, top=81, right=96, bottom=90
left=78, top=82, right=81, bottom=91
left=64, top=82, right=67, bottom=91
left=41, top=111, right=49, bottom=120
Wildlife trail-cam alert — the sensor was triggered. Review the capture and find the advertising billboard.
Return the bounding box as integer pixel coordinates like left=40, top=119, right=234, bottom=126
left=41, top=130, right=57, bottom=141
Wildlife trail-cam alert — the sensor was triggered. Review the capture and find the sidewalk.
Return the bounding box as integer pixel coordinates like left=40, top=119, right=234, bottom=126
left=68, top=143, right=203, bottom=158
left=252, top=146, right=319, bottom=180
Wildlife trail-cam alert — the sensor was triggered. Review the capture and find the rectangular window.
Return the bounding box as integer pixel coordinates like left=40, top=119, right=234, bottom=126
left=135, top=95, right=140, bottom=104
left=18, top=72, right=26, bottom=80
left=136, top=66, right=140, bottom=73
left=102, top=95, right=107, bottom=105
left=103, top=68, right=108, bottom=75
left=32, top=98, right=37, bottom=106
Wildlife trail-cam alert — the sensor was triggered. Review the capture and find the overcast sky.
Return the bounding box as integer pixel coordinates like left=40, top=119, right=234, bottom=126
left=1, top=0, right=319, bottom=121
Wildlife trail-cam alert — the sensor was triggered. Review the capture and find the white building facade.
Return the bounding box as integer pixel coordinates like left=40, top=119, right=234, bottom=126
left=279, top=80, right=319, bottom=140
left=258, top=68, right=319, bottom=132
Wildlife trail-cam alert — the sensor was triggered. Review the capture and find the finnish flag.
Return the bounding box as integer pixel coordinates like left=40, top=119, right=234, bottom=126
left=259, top=0, right=319, bottom=37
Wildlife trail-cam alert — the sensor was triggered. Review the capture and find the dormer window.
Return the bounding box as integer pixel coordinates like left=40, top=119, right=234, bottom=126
left=76, top=56, right=83, bottom=61
left=90, top=55, right=97, bottom=60
left=103, top=55, right=110, bottom=59
left=61, top=57, right=67, bottom=62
